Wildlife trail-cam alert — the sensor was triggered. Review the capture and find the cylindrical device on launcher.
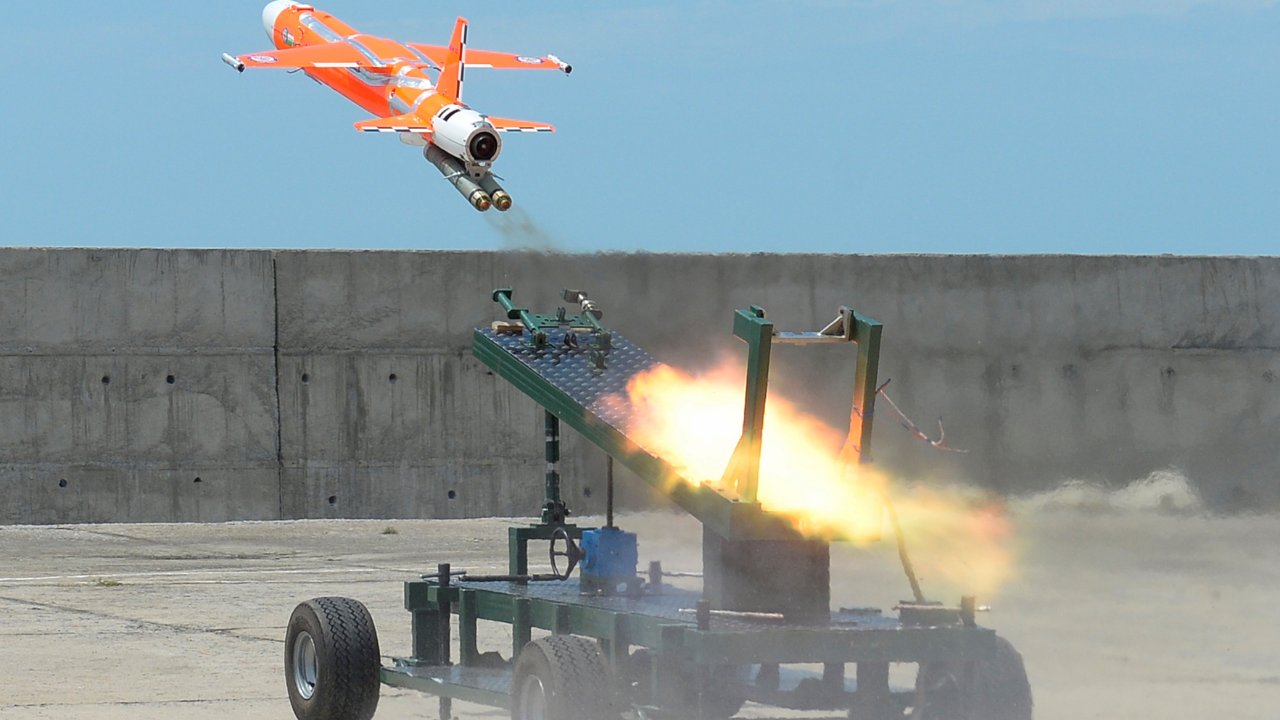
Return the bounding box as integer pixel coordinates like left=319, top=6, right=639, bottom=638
left=424, top=143, right=491, bottom=211
left=477, top=174, right=512, bottom=212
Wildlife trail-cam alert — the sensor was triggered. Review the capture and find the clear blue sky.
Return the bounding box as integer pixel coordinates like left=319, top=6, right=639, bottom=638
left=2, top=1, right=1278, bottom=253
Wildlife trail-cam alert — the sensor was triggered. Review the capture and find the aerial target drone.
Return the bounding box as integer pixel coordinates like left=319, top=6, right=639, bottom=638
left=224, top=2, right=572, bottom=212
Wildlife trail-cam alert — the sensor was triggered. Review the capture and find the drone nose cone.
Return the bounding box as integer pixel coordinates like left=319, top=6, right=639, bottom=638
left=263, top=1, right=297, bottom=41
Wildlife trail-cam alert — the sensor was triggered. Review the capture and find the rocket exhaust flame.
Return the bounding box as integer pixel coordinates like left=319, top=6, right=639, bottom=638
left=620, top=359, right=1017, bottom=598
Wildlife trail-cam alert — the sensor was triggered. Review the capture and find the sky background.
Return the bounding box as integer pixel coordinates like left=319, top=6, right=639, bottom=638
left=2, top=1, right=1279, bottom=254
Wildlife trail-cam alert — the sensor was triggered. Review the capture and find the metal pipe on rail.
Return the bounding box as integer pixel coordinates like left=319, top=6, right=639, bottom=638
left=436, top=563, right=453, bottom=720
left=606, top=455, right=615, bottom=529
left=492, top=288, right=546, bottom=345
left=542, top=411, right=567, bottom=524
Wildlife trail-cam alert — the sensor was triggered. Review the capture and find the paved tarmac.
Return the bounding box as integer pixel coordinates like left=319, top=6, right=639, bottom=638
left=0, top=502, right=1277, bottom=719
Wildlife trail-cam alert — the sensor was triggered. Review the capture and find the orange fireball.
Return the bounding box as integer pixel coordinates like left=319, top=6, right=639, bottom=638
left=621, top=360, right=1017, bottom=598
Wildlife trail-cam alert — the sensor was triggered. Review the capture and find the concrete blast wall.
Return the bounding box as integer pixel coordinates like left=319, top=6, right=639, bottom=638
left=1, top=250, right=1276, bottom=524
left=0, top=251, right=278, bottom=524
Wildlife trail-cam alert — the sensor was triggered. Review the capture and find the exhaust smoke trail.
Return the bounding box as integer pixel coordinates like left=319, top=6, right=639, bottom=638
left=484, top=205, right=561, bottom=251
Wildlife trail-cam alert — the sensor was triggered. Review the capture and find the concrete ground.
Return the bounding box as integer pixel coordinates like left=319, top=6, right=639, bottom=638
left=0, top=506, right=1277, bottom=720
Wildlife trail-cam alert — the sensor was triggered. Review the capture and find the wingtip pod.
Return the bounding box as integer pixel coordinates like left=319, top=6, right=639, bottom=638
left=222, top=53, right=246, bottom=73
left=546, top=54, right=572, bottom=74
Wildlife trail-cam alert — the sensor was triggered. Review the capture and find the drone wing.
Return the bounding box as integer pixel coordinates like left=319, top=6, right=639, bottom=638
left=236, top=43, right=377, bottom=70
left=354, top=113, right=433, bottom=136
left=487, top=117, right=556, bottom=134
left=407, top=44, right=571, bottom=74
left=354, top=114, right=551, bottom=135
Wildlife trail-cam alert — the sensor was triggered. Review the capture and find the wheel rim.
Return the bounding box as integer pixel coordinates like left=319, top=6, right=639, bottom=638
left=517, top=674, right=548, bottom=720
left=292, top=631, right=319, bottom=700
left=914, top=666, right=960, bottom=718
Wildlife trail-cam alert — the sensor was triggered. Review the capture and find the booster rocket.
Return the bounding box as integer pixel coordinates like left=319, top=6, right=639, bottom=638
left=423, top=143, right=513, bottom=213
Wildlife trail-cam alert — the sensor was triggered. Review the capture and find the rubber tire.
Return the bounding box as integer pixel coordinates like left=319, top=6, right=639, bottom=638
left=285, top=597, right=381, bottom=720
left=511, top=636, right=617, bottom=720
left=619, top=649, right=744, bottom=720
left=910, top=635, right=1032, bottom=720
left=680, top=665, right=748, bottom=720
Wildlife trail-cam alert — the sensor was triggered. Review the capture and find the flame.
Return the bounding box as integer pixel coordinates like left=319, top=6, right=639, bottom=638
left=619, top=360, right=1016, bottom=598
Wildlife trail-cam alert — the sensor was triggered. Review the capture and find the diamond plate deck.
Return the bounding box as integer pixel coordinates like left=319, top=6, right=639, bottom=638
left=477, top=327, right=659, bottom=437
left=474, top=326, right=803, bottom=541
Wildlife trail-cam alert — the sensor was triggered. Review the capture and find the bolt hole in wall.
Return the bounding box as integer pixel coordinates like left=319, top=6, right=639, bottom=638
left=193, top=477, right=202, bottom=484
left=101, top=376, right=110, bottom=385
left=447, top=490, right=456, bottom=500
left=58, top=479, right=67, bottom=488
left=166, top=375, right=175, bottom=384
left=327, top=495, right=336, bottom=505
left=388, top=373, right=398, bottom=384
left=301, top=373, right=310, bottom=384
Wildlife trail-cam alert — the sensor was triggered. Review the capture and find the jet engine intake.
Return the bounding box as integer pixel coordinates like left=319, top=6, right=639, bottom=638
left=431, top=106, right=502, bottom=173
left=469, top=132, right=499, bottom=162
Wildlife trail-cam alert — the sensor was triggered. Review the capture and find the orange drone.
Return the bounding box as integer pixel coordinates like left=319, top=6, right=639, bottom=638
left=224, top=2, right=572, bottom=212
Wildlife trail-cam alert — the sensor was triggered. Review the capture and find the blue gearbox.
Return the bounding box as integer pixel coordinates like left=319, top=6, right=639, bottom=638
left=579, top=528, right=641, bottom=596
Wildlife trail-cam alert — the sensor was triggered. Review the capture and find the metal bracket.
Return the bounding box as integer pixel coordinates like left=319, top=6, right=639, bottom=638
left=716, top=304, right=883, bottom=508
left=773, top=306, right=856, bottom=344
left=561, top=289, right=611, bottom=369
left=492, top=287, right=547, bottom=347
left=717, top=307, right=773, bottom=503
left=490, top=288, right=614, bottom=365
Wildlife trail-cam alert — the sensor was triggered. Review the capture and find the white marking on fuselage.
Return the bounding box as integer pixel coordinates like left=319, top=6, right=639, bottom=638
left=299, top=13, right=343, bottom=43
left=293, top=13, right=441, bottom=118
left=343, top=35, right=386, bottom=68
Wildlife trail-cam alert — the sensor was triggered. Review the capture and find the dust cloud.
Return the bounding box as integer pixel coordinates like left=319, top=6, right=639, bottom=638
left=1012, top=469, right=1201, bottom=514
left=596, top=472, right=1280, bottom=719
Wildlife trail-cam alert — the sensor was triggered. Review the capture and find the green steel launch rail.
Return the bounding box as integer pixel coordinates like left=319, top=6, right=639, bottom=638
left=473, top=289, right=884, bottom=542
left=280, top=286, right=1033, bottom=720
